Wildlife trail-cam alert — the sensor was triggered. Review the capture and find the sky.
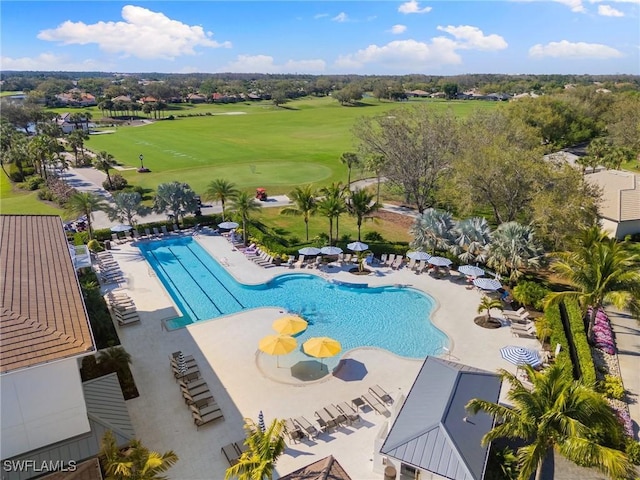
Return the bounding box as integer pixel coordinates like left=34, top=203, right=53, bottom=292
left=1, top=1, right=638, bottom=76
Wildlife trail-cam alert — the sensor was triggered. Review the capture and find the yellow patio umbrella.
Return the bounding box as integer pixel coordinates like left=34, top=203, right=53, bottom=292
left=272, top=315, right=308, bottom=336
left=259, top=334, right=297, bottom=367
left=303, top=337, right=342, bottom=366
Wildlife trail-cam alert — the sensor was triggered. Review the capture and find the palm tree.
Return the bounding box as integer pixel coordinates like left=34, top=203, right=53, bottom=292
left=95, top=151, right=117, bottom=190
left=363, top=153, right=386, bottom=205
left=477, top=296, right=503, bottom=320
left=453, top=217, right=492, bottom=264
left=65, top=191, right=107, bottom=240
left=204, top=179, right=239, bottom=221
left=153, top=182, right=199, bottom=227
left=347, top=188, right=379, bottom=241
left=466, top=364, right=634, bottom=480
left=100, top=430, right=179, bottom=480
left=225, top=417, right=286, bottom=480
left=68, top=129, right=90, bottom=166
left=97, top=346, right=133, bottom=384
left=340, top=151, right=360, bottom=187
left=229, top=191, right=261, bottom=246
left=545, top=226, right=640, bottom=341
left=107, top=191, right=149, bottom=227
left=316, top=195, right=345, bottom=246
left=409, top=208, right=455, bottom=255
left=280, top=185, right=316, bottom=241
left=319, top=183, right=347, bottom=241
left=487, top=222, right=543, bottom=283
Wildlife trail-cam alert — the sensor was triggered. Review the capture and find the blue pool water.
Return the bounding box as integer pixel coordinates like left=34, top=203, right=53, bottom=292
left=139, top=237, right=448, bottom=358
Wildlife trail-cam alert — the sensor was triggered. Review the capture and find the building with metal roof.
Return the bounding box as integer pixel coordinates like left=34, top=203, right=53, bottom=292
left=378, top=357, right=501, bottom=480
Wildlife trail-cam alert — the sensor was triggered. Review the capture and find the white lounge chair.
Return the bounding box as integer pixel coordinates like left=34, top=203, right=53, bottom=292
left=294, top=255, right=306, bottom=268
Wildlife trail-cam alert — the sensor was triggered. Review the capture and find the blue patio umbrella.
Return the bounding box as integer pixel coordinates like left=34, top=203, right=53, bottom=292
left=111, top=224, right=132, bottom=233
left=320, top=246, right=343, bottom=255
left=473, top=278, right=502, bottom=291
left=298, top=247, right=321, bottom=256
left=347, top=241, right=369, bottom=252
left=458, top=265, right=485, bottom=277
left=258, top=410, right=266, bottom=432
left=406, top=251, right=431, bottom=261
left=500, top=346, right=541, bottom=368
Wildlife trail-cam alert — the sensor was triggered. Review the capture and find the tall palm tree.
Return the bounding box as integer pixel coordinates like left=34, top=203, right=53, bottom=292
left=317, top=195, right=345, bottom=246
left=68, top=129, right=90, bottom=166
left=347, top=188, right=380, bottom=241
left=108, top=191, right=149, bottom=227
left=409, top=208, right=455, bottom=255
left=229, top=191, right=261, bottom=246
left=453, top=217, right=492, bottom=264
left=487, top=221, right=543, bottom=283
left=545, top=226, right=640, bottom=341
left=204, top=179, right=239, bottom=221
left=153, top=182, right=199, bottom=227
left=100, top=430, right=179, bottom=480
left=319, top=183, right=347, bottom=241
left=363, top=153, right=386, bottom=205
left=95, top=151, right=117, bottom=190
left=280, top=185, right=317, bottom=241
left=225, top=417, right=286, bottom=480
left=65, top=191, right=107, bottom=240
left=340, top=151, right=360, bottom=187
left=466, top=364, right=634, bottom=480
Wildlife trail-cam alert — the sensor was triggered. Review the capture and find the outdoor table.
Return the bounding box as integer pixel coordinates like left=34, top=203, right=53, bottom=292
left=352, top=397, right=365, bottom=411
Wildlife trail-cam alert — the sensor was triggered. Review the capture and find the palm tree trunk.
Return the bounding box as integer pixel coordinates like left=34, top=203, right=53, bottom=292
left=328, top=218, right=333, bottom=246
left=335, top=216, right=340, bottom=241
left=534, top=459, right=545, bottom=480
left=376, top=175, right=381, bottom=205
left=242, top=217, right=248, bottom=246
left=357, top=218, right=362, bottom=241
left=587, top=304, right=599, bottom=345
left=221, top=200, right=226, bottom=221
left=305, top=218, right=309, bottom=241
left=347, top=167, right=351, bottom=187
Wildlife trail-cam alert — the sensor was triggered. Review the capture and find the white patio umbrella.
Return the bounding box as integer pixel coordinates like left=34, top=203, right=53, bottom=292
left=406, top=251, right=431, bottom=261
left=427, top=256, right=452, bottom=267
left=320, top=246, right=343, bottom=255
left=347, top=241, right=369, bottom=252
left=500, top=346, right=541, bottom=368
left=458, top=265, right=485, bottom=277
left=298, top=247, right=321, bottom=256
left=473, top=278, right=502, bottom=291
left=218, top=221, right=239, bottom=230
left=110, top=224, right=132, bottom=233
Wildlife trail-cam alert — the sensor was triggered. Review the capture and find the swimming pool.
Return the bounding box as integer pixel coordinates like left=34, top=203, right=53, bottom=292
left=139, top=237, right=448, bottom=359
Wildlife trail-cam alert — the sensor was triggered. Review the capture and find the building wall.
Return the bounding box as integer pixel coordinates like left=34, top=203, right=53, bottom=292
left=0, top=358, right=90, bottom=459
left=601, top=218, right=640, bottom=240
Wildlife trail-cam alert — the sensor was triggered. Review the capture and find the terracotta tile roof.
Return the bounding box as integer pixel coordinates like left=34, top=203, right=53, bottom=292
left=0, top=215, right=95, bottom=374
left=279, top=455, right=352, bottom=480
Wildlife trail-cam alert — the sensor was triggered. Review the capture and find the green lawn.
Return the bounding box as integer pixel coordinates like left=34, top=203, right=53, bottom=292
left=0, top=173, right=64, bottom=215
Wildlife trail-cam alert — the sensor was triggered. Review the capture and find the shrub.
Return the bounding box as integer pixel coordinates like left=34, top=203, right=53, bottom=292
left=364, top=231, right=384, bottom=242
left=599, top=374, right=626, bottom=400
left=103, top=173, right=128, bottom=191
left=37, top=187, right=55, bottom=201
left=24, top=175, right=45, bottom=191
left=87, top=239, right=101, bottom=252
left=626, top=439, right=640, bottom=464
left=512, top=281, right=550, bottom=310
left=564, top=298, right=597, bottom=386
left=544, top=304, right=572, bottom=376
left=73, top=231, right=89, bottom=246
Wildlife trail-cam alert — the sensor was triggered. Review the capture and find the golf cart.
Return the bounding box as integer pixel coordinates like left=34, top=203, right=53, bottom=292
left=256, top=188, right=267, bottom=201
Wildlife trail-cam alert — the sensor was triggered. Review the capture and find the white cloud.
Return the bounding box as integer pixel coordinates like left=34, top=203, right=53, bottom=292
left=589, top=0, right=639, bottom=3
left=436, top=25, right=508, bottom=50
left=390, top=24, right=407, bottom=34
left=37, top=5, right=231, bottom=60
left=398, top=0, right=433, bottom=14
left=332, top=12, right=349, bottom=22
left=220, top=55, right=326, bottom=74
left=314, top=13, right=329, bottom=19
left=553, top=0, right=587, bottom=12
left=598, top=4, right=625, bottom=14
left=0, top=53, right=107, bottom=71
left=529, top=40, right=623, bottom=58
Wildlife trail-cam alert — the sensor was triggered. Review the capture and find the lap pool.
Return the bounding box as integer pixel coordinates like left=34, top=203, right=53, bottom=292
left=139, top=237, right=448, bottom=359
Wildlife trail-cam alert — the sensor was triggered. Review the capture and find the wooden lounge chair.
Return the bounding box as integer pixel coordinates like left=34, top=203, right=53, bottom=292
left=369, top=385, right=393, bottom=405
left=221, top=443, right=241, bottom=466
left=336, top=402, right=361, bottom=424
left=182, top=389, right=213, bottom=407
left=315, top=409, right=337, bottom=432
left=415, top=260, right=427, bottom=274
left=294, top=255, right=305, bottom=268
left=361, top=393, right=390, bottom=416
left=380, top=253, right=388, bottom=265
left=294, top=416, right=319, bottom=439
left=178, top=378, right=208, bottom=391
left=284, top=418, right=305, bottom=442
left=324, top=404, right=347, bottom=426
left=172, top=364, right=200, bottom=381
left=180, top=383, right=210, bottom=398
left=191, top=406, right=224, bottom=429
left=391, top=256, right=404, bottom=270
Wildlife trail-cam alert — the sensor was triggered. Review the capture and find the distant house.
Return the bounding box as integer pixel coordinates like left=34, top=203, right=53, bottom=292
left=375, top=357, right=501, bottom=480
left=186, top=93, right=207, bottom=103
left=111, top=95, right=132, bottom=103
left=55, top=89, right=97, bottom=107
left=406, top=90, right=430, bottom=98
left=585, top=170, right=640, bottom=239
left=137, top=96, right=158, bottom=104
left=56, top=113, right=90, bottom=134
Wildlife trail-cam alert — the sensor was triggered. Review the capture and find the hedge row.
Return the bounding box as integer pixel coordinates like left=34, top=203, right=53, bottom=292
left=564, top=298, right=597, bottom=385
left=544, top=304, right=572, bottom=376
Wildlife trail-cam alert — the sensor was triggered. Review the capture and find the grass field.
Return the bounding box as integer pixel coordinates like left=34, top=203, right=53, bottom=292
left=0, top=173, right=63, bottom=215
left=84, top=96, right=497, bottom=196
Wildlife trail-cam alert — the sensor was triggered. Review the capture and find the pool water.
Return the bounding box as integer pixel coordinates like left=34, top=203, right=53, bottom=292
left=139, top=237, right=448, bottom=359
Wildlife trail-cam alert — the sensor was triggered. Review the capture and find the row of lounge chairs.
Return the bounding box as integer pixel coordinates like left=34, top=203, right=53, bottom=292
left=105, top=289, right=140, bottom=325
left=243, top=246, right=278, bottom=268
left=220, top=441, right=249, bottom=466
left=94, top=251, right=125, bottom=284
left=503, top=308, right=537, bottom=337
left=169, top=352, right=224, bottom=429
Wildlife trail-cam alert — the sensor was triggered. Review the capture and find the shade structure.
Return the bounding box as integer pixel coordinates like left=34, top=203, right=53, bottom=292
left=428, top=256, right=452, bottom=267
left=406, top=251, right=431, bottom=261
left=320, top=246, right=343, bottom=255
left=110, top=224, right=132, bottom=233
left=272, top=315, right=308, bottom=335
left=303, top=337, right=342, bottom=361
left=347, top=241, right=369, bottom=252
left=259, top=334, right=297, bottom=367
left=458, top=265, right=485, bottom=277
left=298, top=246, right=321, bottom=256
left=473, top=278, right=502, bottom=291
left=500, top=346, right=541, bottom=368
left=218, top=221, right=239, bottom=230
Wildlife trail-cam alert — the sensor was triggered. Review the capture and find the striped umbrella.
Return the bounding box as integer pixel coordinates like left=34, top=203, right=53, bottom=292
left=258, top=410, right=266, bottom=432
left=177, top=352, right=187, bottom=374
left=473, top=278, right=502, bottom=291
left=428, top=256, right=452, bottom=267
left=500, top=346, right=541, bottom=367
left=458, top=265, right=485, bottom=277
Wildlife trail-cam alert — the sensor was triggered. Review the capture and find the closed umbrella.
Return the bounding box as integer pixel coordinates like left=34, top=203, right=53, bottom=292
left=298, top=247, right=321, bottom=256
left=258, top=410, right=266, bottom=432
left=320, top=246, right=343, bottom=255
left=473, top=278, right=502, bottom=291
left=347, top=241, right=368, bottom=252
left=428, top=256, right=452, bottom=267
left=259, top=334, right=297, bottom=367
left=218, top=221, right=239, bottom=230
left=458, top=265, right=485, bottom=277
left=111, top=224, right=132, bottom=233
left=500, top=346, right=541, bottom=368
left=303, top=337, right=342, bottom=367
left=272, top=315, right=308, bottom=335
left=407, top=251, right=431, bottom=261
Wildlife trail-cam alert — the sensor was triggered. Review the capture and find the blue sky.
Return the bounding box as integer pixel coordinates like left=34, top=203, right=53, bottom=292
left=1, top=1, right=638, bottom=75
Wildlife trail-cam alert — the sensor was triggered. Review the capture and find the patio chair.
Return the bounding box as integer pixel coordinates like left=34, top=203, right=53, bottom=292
left=132, top=229, right=141, bottom=240
left=153, top=227, right=160, bottom=237
left=284, top=418, right=305, bottom=443
left=380, top=253, right=388, bottom=265
left=180, top=383, right=210, bottom=398
left=407, top=258, right=417, bottom=270
left=336, top=402, right=361, bottom=424
left=161, top=225, right=169, bottom=236
left=391, top=256, right=404, bottom=270
left=361, top=393, right=390, bottom=416
left=323, top=404, right=348, bottom=426
left=311, top=256, right=322, bottom=269
left=294, top=416, right=319, bottom=439
left=315, top=409, right=337, bottom=432
left=415, top=261, right=427, bottom=274
left=385, top=254, right=396, bottom=266
left=286, top=255, right=296, bottom=268
left=342, top=254, right=352, bottom=265
left=173, top=224, right=180, bottom=233
left=190, top=405, right=224, bottom=429
left=182, top=389, right=213, bottom=407
left=294, top=255, right=306, bottom=268
left=369, top=385, right=393, bottom=405
left=113, top=308, right=140, bottom=326
left=511, top=323, right=537, bottom=338
left=221, top=443, right=241, bottom=466
left=171, top=364, right=200, bottom=381
left=178, top=378, right=208, bottom=391
left=144, top=228, right=152, bottom=238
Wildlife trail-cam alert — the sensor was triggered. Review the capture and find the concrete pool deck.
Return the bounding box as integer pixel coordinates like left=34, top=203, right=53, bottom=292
left=104, top=232, right=546, bottom=479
